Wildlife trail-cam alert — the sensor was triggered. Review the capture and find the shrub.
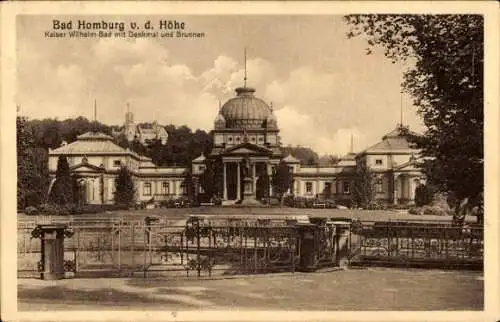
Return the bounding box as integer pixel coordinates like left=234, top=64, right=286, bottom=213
left=212, top=195, right=222, bottom=206
left=39, top=203, right=59, bottom=215
left=283, top=194, right=294, bottom=207
left=408, top=207, right=423, bottom=215
left=422, top=205, right=448, bottom=216
left=304, top=198, right=315, bottom=208
left=24, top=206, right=38, bottom=216
left=336, top=199, right=353, bottom=209
left=325, top=199, right=336, bottom=209
left=366, top=201, right=385, bottom=210
left=58, top=204, right=71, bottom=216
left=293, top=196, right=306, bottom=208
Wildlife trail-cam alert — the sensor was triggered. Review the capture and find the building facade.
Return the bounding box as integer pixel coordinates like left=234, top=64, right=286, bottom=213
left=48, top=85, right=423, bottom=206
left=112, top=109, right=168, bottom=145
left=48, top=132, right=186, bottom=205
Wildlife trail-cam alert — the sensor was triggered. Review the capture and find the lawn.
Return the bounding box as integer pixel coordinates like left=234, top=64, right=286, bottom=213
left=18, top=206, right=477, bottom=224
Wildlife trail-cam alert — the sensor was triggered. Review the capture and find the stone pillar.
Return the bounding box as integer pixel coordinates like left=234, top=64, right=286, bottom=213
left=267, top=162, right=273, bottom=197
left=393, top=174, right=399, bottom=204
left=252, top=162, right=257, bottom=197
left=409, top=177, right=416, bottom=201
left=237, top=162, right=241, bottom=200
left=223, top=162, right=228, bottom=200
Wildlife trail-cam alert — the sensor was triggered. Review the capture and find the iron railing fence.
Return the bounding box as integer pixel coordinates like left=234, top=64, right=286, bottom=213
left=18, top=218, right=484, bottom=279
left=348, top=221, right=483, bottom=268
left=18, top=219, right=321, bottom=278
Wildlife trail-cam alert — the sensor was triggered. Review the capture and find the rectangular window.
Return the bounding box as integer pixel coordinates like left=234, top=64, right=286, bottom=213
left=375, top=159, right=383, bottom=165
left=324, top=182, right=332, bottom=194
left=143, top=182, right=152, bottom=196
left=113, top=160, right=121, bottom=167
left=161, top=182, right=169, bottom=195
left=343, top=182, right=350, bottom=194
left=306, top=182, right=313, bottom=194
left=375, top=178, right=383, bottom=193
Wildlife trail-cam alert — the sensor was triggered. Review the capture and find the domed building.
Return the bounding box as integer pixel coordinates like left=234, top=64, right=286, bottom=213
left=47, top=84, right=423, bottom=207
left=206, top=86, right=283, bottom=204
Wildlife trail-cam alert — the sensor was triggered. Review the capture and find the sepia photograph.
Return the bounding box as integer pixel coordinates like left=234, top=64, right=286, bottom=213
left=1, top=1, right=498, bottom=321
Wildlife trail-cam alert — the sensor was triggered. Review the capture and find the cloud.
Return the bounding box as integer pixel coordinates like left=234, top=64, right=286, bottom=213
left=17, top=22, right=424, bottom=156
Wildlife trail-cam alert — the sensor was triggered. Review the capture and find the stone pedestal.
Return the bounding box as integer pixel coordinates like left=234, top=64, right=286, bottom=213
left=31, top=224, right=70, bottom=280
left=297, top=223, right=318, bottom=272
left=241, top=177, right=260, bottom=206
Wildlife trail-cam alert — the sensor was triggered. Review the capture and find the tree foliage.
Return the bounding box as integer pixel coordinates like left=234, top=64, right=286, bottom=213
left=199, top=158, right=222, bottom=200
left=17, top=116, right=50, bottom=209
left=345, top=15, right=484, bottom=211
left=271, top=161, right=293, bottom=202
left=49, top=156, right=73, bottom=205
left=114, top=166, right=136, bottom=206
left=352, top=158, right=375, bottom=208
left=414, top=183, right=436, bottom=207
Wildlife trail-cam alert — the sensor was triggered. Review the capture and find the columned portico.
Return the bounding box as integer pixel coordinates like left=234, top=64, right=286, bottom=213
left=209, top=85, right=283, bottom=205
left=220, top=154, right=276, bottom=203
left=393, top=171, right=422, bottom=205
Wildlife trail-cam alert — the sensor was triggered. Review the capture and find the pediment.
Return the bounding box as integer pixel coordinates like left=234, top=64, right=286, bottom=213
left=70, top=163, right=104, bottom=172
left=395, top=161, right=419, bottom=171
left=223, top=142, right=272, bottom=155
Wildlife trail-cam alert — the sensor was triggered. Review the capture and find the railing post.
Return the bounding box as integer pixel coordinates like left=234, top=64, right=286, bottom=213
left=254, top=223, right=258, bottom=274
left=118, top=221, right=121, bottom=273
left=196, top=219, right=201, bottom=278
left=131, top=222, right=135, bottom=271
left=208, top=223, right=212, bottom=278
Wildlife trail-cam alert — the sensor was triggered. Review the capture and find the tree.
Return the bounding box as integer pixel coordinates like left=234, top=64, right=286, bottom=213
left=414, top=184, right=435, bottom=207
left=345, top=15, right=483, bottom=221
left=114, top=166, right=136, bottom=206
left=199, top=159, right=222, bottom=200
left=271, top=161, right=293, bottom=203
left=352, top=159, right=375, bottom=208
left=17, top=116, right=50, bottom=209
left=49, top=156, right=73, bottom=205
left=256, top=169, right=270, bottom=200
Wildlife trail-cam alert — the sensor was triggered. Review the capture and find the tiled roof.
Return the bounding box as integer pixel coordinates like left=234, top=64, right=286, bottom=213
left=77, top=132, right=114, bottom=141
left=282, top=154, right=300, bottom=163
left=193, top=153, right=206, bottom=163
left=361, top=125, right=418, bottom=154
left=50, top=131, right=132, bottom=155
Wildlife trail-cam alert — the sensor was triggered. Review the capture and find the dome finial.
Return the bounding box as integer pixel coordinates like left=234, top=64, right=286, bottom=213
left=244, top=47, right=247, bottom=87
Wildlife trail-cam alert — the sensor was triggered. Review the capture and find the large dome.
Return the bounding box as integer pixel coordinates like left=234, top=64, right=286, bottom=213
left=220, top=87, right=273, bottom=128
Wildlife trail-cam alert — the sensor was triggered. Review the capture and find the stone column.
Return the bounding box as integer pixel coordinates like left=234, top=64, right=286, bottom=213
left=393, top=174, right=399, bottom=204
left=252, top=162, right=257, bottom=197
left=408, top=177, right=414, bottom=201
left=237, top=162, right=241, bottom=200
left=223, top=162, right=228, bottom=200
left=267, top=162, right=273, bottom=197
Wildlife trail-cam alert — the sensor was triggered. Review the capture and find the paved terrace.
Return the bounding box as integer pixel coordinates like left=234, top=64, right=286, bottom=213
left=18, top=267, right=483, bottom=311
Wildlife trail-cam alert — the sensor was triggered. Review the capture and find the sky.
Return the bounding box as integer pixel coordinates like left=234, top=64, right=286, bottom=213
left=16, top=15, right=424, bottom=156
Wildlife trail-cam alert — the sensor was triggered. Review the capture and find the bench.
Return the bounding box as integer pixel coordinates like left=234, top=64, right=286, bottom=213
left=200, top=202, right=215, bottom=207
left=313, top=202, right=326, bottom=209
